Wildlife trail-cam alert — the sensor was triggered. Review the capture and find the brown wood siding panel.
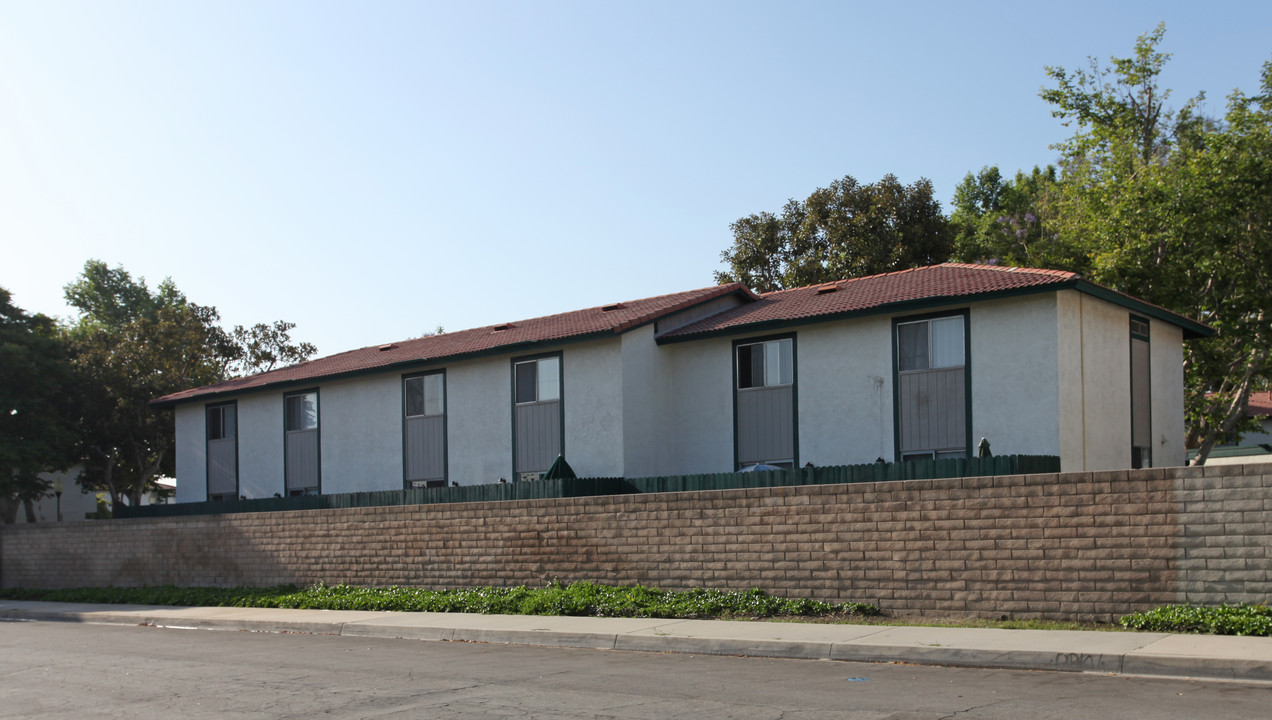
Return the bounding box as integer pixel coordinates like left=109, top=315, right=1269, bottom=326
left=406, top=415, right=445, bottom=481
left=899, top=367, right=965, bottom=453
left=207, top=438, right=236, bottom=495
left=285, top=430, right=319, bottom=491
left=1131, top=337, right=1151, bottom=447
left=515, top=401, right=560, bottom=474
left=737, top=385, right=794, bottom=465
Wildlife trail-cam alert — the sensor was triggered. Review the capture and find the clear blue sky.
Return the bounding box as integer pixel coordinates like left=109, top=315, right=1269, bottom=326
left=3, top=1, right=1269, bottom=359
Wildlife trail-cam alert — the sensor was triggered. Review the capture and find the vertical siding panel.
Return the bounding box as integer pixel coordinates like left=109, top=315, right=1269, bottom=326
left=207, top=438, right=236, bottom=495
left=406, top=416, right=446, bottom=482
left=286, top=430, right=318, bottom=491
left=737, top=386, right=794, bottom=465
left=516, top=401, right=560, bottom=475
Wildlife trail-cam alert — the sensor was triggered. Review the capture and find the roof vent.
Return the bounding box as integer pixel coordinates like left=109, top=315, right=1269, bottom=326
left=816, top=286, right=840, bottom=295
left=493, top=323, right=513, bottom=332
left=601, top=302, right=625, bottom=312
left=378, top=343, right=398, bottom=351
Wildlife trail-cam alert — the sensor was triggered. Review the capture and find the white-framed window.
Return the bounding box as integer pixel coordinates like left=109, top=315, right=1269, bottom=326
left=735, top=336, right=796, bottom=469
left=404, top=371, right=446, bottom=487
left=1130, top=316, right=1152, bottom=468
left=897, top=316, right=965, bottom=372
left=284, top=391, right=319, bottom=432
left=737, top=338, right=793, bottom=389
left=515, top=356, right=560, bottom=404
left=895, top=313, right=968, bottom=460
left=206, top=401, right=237, bottom=501
left=284, top=390, right=320, bottom=495
left=405, top=373, right=445, bottom=417
left=513, top=354, right=562, bottom=476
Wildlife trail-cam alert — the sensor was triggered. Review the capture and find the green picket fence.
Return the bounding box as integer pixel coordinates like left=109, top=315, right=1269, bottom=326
left=114, top=454, right=1059, bottom=519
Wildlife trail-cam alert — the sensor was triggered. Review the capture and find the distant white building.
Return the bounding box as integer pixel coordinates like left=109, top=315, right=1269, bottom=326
left=1193, top=391, right=1272, bottom=466
left=152, top=264, right=1211, bottom=503
left=12, top=468, right=175, bottom=523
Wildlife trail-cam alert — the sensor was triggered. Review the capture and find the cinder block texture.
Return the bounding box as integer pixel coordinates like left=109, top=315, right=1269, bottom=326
left=4, top=464, right=1270, bottom=622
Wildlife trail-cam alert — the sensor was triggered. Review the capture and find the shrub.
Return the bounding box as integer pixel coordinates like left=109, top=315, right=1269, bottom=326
left=1118, top=604, right=1272, bottom=636
left=0, top=581, right=880, bottom=620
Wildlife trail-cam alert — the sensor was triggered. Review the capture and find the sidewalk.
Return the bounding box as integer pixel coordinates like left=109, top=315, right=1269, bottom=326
left=3, top=599, right=1270, bottom=683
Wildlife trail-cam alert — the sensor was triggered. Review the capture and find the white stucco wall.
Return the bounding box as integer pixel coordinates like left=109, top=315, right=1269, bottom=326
left=562, top=338, right=625, bottom=478
left=446, top=356, right=513, bottom=484
left=796, top=315, right=895, bottom=466
left=619, top=325, right=667, bottom=477
left=1056, top=291, right=1086, bottom=472
left=237, top=393, right=283, bottom=498
left=969, top=294, right=1062, bottom=460
left=319, top=374, right=402, bottom=494
left=1074, top=294, right=1131, bottom=471
left=1054, top=290, right=1191, bottom=471
left=656, top=337, right=736, bottom=475
left=174, top=403, right=206, bottom=503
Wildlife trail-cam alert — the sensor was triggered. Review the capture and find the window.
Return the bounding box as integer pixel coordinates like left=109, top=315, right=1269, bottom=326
left=515, top=356, right=560, bottom=404
left=405, top=373, right=445, bottom=418
left=1130, top=316, right=1152, bottom=468
left=206, top=402, right=237, bottom=501
left=404, top=372, right=446, bottom=488
left=284, top=390, right=320, bottom=495
left=737, top=338, right=793, bottom=389
left=285, top=392, right=319, bottom=432
left=735, top=337, right=796, bottom=468
left=513, top=355, right=563, bottom=479
left=895, top=313, right=968, bottom=461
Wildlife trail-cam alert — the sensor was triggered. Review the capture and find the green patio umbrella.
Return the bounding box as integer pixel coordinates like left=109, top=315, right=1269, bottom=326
left=542, top=454, right=577, bottom=480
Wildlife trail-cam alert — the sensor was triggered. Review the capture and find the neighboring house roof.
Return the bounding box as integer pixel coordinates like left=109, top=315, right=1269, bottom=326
left=152, top=263, right=1212, bottom=408
left=1248, top=391, right=1272, bottom=418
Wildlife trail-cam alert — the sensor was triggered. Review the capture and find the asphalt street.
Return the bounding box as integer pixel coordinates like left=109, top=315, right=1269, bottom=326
left=2, top=620, right=1268, bottom=719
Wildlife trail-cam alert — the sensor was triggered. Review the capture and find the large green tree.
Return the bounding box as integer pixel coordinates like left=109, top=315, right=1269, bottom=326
left=949, top=165, right=1084, bottom=270
left=1037, top=24, right=1272, bottom=463
left=0, top=288, right=79, bottom=523
left=716, top=174, right=952, bottom=292
left=63, top=261, right=316, bottom=507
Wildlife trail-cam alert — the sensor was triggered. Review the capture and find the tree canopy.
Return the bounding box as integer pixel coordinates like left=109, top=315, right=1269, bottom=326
left=59, top=261, right=316, bottom=511
left=1034, top=25, right=1272, bottom=463
left=0, top=288, right=79, bottom=522
left=716, top=174, right=952, bottom=292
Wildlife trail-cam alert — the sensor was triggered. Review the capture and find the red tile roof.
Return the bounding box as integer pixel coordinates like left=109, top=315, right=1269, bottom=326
left=151, top=283, right=754, bottom=407
left=153, top=262, right=1210, bottom=407
left=1249, top=391, right=1272, bottom=418
left=660, top=263, right=1083, bottom=338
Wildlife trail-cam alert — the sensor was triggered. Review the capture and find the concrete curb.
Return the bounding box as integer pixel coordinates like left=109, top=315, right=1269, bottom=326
left=3, top=602, right=1270, bottom=683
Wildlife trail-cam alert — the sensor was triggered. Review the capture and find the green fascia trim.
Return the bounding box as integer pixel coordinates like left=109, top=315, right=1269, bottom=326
left=1074, top=281, right=1212, bottom=339
left=657, top=281, right=1213, bottom=345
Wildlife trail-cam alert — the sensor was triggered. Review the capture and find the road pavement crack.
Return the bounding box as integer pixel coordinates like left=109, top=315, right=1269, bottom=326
left=938, top=700, right=1007, bottom=719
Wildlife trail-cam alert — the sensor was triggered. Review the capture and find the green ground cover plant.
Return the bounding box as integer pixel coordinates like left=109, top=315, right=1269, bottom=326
left=0, top=581, right=879, bottom=621
left=1118, top=604, right=1272, bottom=636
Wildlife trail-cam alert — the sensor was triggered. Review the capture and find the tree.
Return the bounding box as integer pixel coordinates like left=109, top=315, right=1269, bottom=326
left=63, top=261, right=317, bottom=507
left=716, top=174, right=952, bottom=292
left=949, top=165, right=1081, bottom=269
left=0, top=288, right=79, bottom=523
left=1036, top=25, right=1272, bottom=464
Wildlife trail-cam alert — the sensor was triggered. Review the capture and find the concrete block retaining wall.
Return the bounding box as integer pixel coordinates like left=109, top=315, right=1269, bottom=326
left=2, top=464, right=1269, bottom=621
